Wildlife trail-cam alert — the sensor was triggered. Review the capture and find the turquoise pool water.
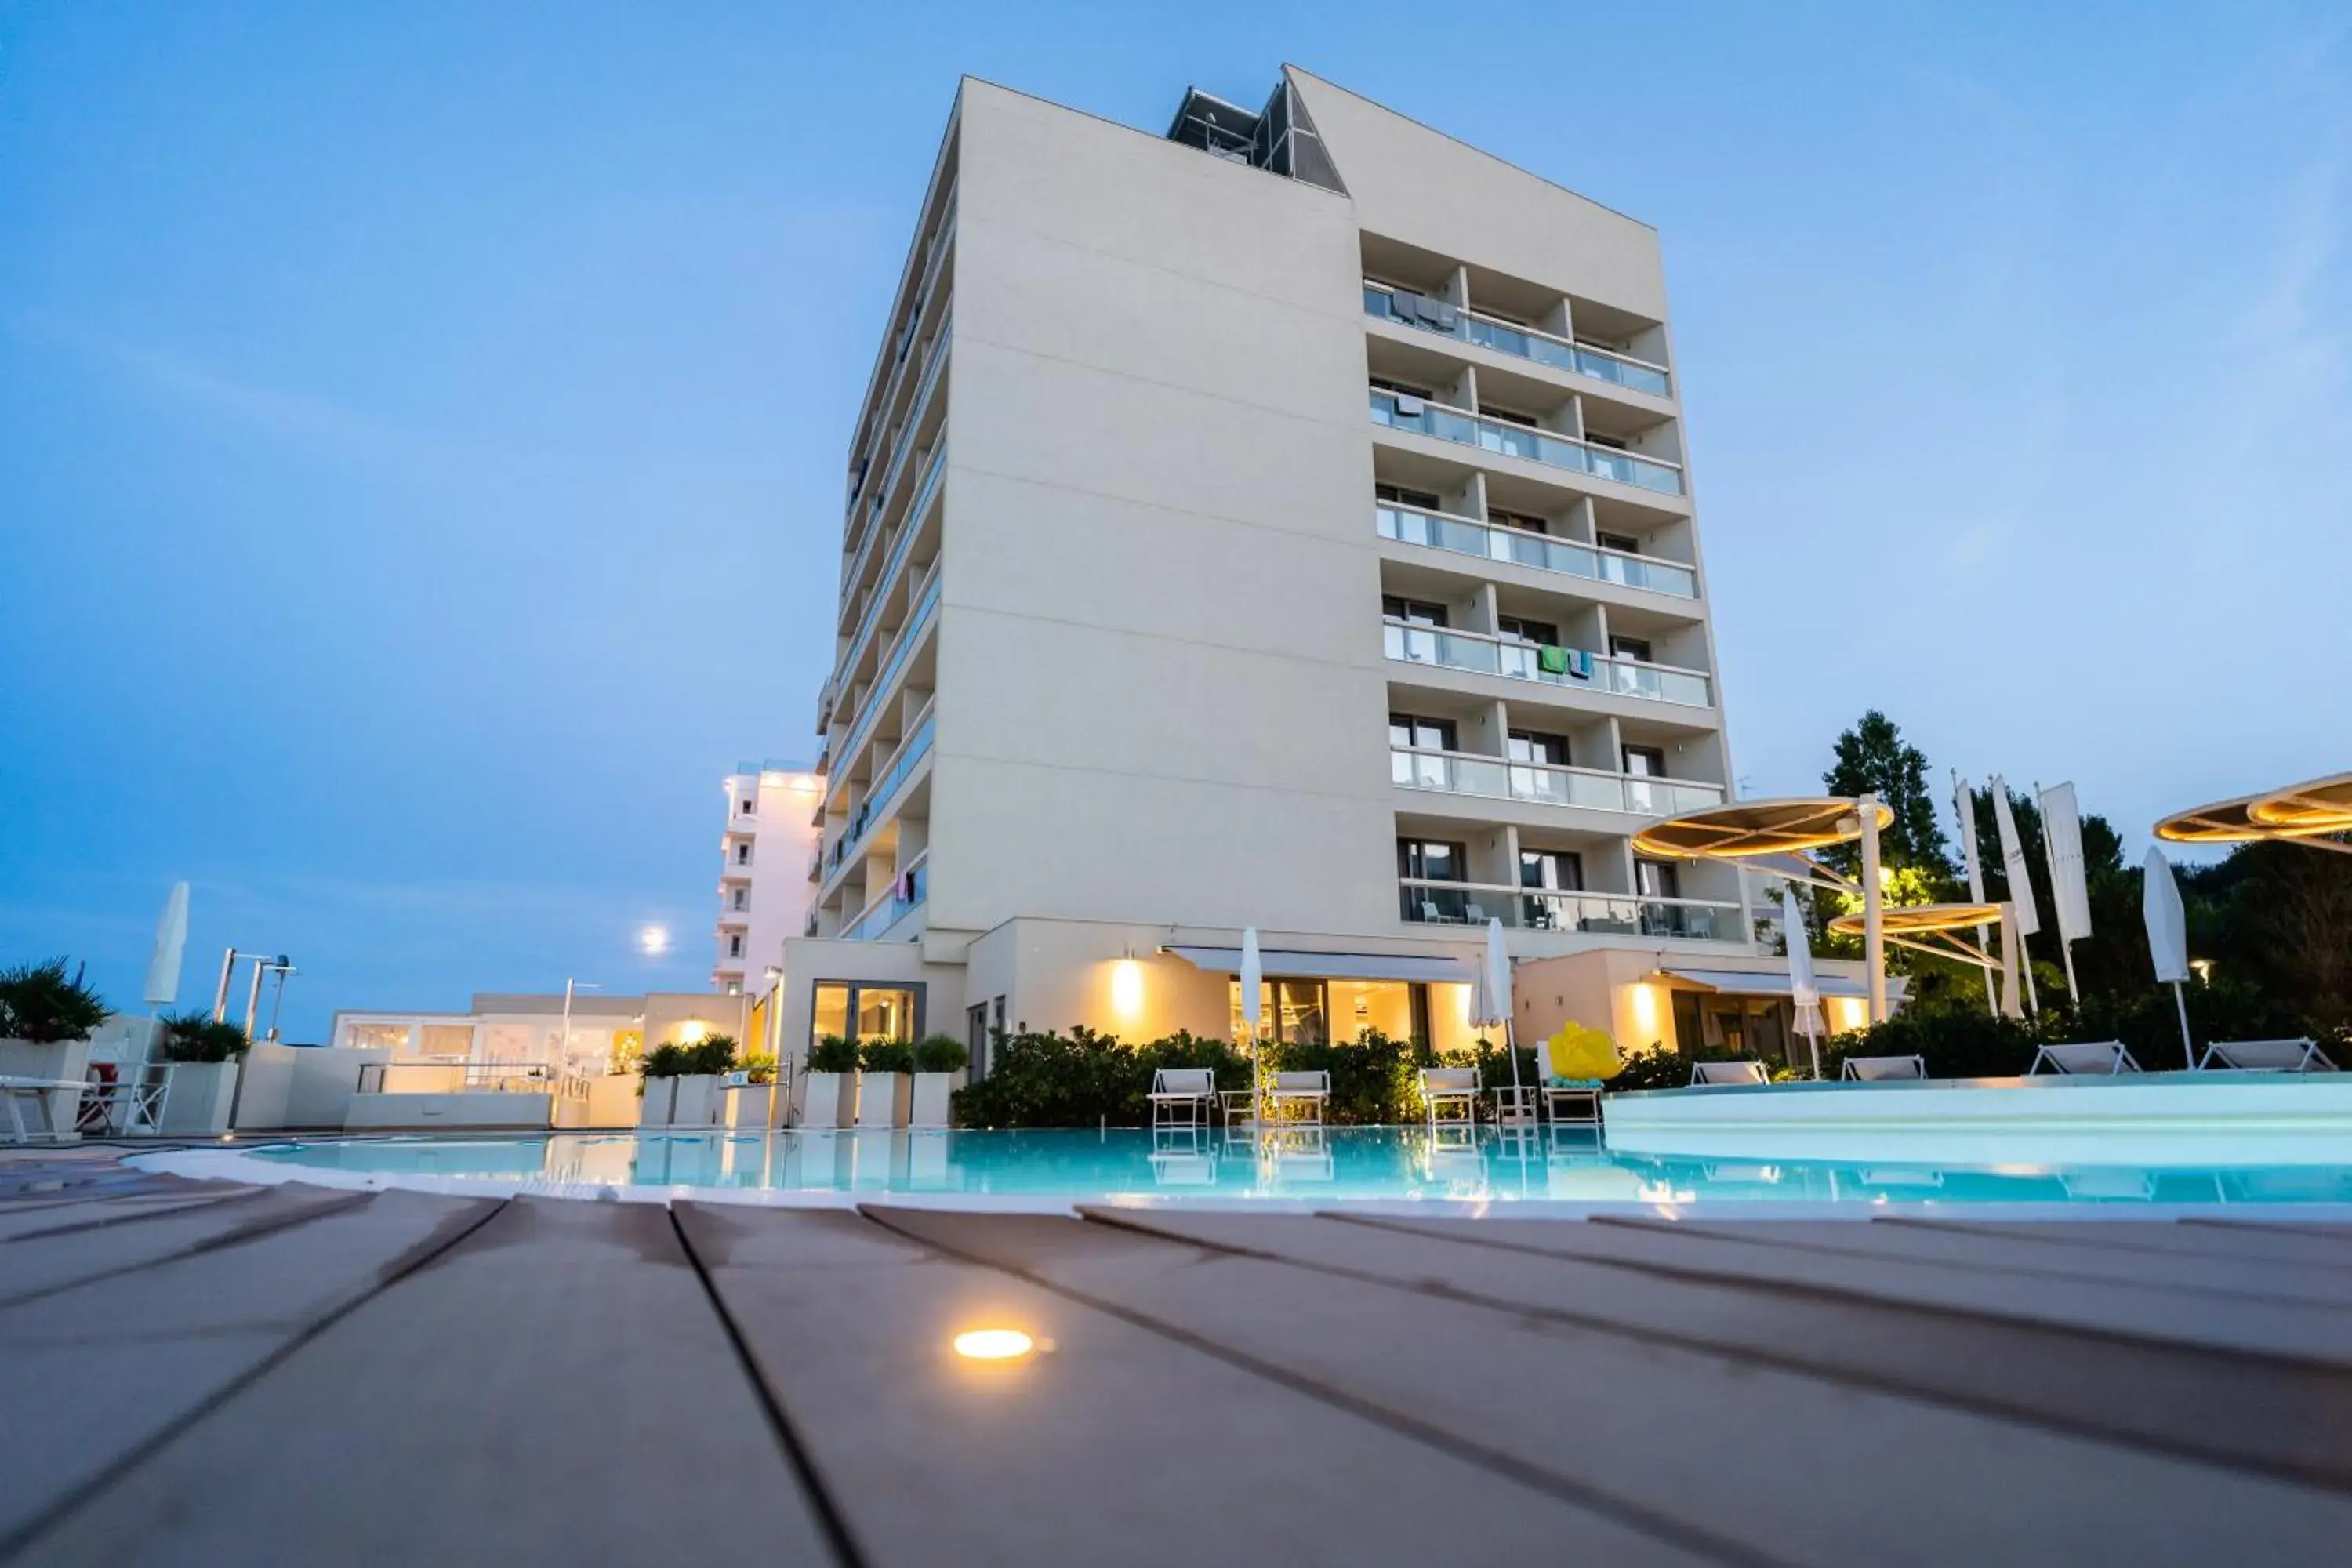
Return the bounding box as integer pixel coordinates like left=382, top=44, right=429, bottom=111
left=239, top=1127, right=2352, bottom=1207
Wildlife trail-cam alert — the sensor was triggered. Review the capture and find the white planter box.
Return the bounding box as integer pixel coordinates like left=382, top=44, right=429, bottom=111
left=670, top=1075, right=720, bottom=1127
left=157, top=1061, right=240, bottom=1136
left=0, top=1038, right=93, bottom=1141
left=637, top=1076, right=677, bottom=1127
left=723, top=1084, right=775, bottom=1128
left=856, top=1073, right=912, bottom=1129
left=800, top=1072, right=855, bottom=1129
left=910, top=1070, right=965, bottom=1128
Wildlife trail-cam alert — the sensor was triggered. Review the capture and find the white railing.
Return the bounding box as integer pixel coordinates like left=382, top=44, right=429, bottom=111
left=1391, top=746, right=1723, bottom=815
left=1363, top=282, right=1671, bottom=397
left=829, top=566, right=942, bottom=783
left=833, top=445, right=946, bottom=690
left=847, top=180, right=959, bottom=508
left=1370, top=390, right=1683, bottom=495
left=1382, top=621, right=1712, bottom=709
left=1398, top=879, right=1740, bottom=940
left=823, top=701, right=937, bottom=885
left=844, top=853, right=929, bottom=942
left=1376, top=504, right=1697, bottom=598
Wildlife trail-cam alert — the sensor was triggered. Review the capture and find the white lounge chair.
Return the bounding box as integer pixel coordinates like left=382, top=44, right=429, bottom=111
left=1534, top=1037, right=1602, bottom=1125
left=1690, top=1060, right=1769, bottom=1087
left=1, top=1074, right=88, bottom=1144
left=1147, top=1067, right=1219, bottom=1130
left=1418, top=1066, right=1479, bottom=1130
left=1269, top=1071, right=1330, bottom=1126
left=2198, top=1038, right=2339, bottom=1073
left=2027, top=1040, right=2140, bottom=1076
left=1842, top=1054, right=1927, bottom=1082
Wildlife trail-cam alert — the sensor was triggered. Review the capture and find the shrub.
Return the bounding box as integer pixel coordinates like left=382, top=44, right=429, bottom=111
left=155, top=1011, right=249, bottom=1064
left=1263, top=1028, right=1433, bottom=1124
left=681, top=1033, right=739, bottom=1076
left=641, top=1042, right=688, bottom=1079
left=859, top=1036, right=916, bottom=1074
left=1607, top=1045, right=1690, bottom=1092
left=953, top=1026, right=1251, bottom=1128
left=740, top=1052, right=777, bottom=1085
left=1821, top=1007, right=2042, bottom=1080
left=912, top=1034, right=969, bottom=1073
left=0, top=958, right=108, bottom=1044
left=807, top=1035, right=860, bottom=1073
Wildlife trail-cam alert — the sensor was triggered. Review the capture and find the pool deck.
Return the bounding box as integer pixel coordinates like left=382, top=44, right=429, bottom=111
left=3, top=1147, right=2350, bottom=1564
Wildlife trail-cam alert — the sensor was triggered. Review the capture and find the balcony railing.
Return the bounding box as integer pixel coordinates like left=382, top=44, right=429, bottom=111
left=1392, top=746, right=1723, bottom=816
left=824, top=706, right=936, bottom=879
left=848, top=182, right=957, bottom=510
left=835, top=445, right=946, bottom=688
left=1383, top=621, right=1712, bottom=709
left=1370, top=390, right=1683, bottom=496
left=840, top=336, right=949, bottom=604
left=1377, top=504, right=1697, bottom=599
left=1399, top=878, right=1740, bottom=940
left=1363, top=284, right=1671, bottom=398
left=844, top=857, right=928, bottom=942
left=833, top=565, right=942, bottom=777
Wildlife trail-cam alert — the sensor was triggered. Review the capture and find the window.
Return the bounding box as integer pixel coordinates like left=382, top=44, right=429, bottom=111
left=1374, top=482, right=1442, bottom=510
left=1370, top=376, right=1433, bottom=399
left=1481, top=405, right=1537, bottom=427
left=735, top=843, right=753, bottom=866
left=1488, top=508, right=1548, bottom=535
left=1610, top=634, right=1653, bottom=664
left=1388, top=713, right=1457, bottom=751
left=1508, top=729, right=1568, bottom=766
left=731, top=887, right=748, bottom=911
left=1229, top=979, right=1328, bottom=1045
left=1519, top=849, right=1584, bottom=931
left=1584, top=430, right=1629, bottom=451
left=728, top=934, right=744, bottom=959
left=1381, top=595, right=1447, bottom=627
left=1398, top=838, right=1470, bottom=921
left=967, top=1004, right=990, bottom=1078
left=1635, top=859, right=1681, bottom=899
left=1597, top=530, right=1641, bottom=555
left=812, top=982, right=923, bottom=1045
left=1622, top=744, right=1667, bottom=777
left=739, top=798, right=757, bottom=816
left=1497, top=615, right=1559, bottom=646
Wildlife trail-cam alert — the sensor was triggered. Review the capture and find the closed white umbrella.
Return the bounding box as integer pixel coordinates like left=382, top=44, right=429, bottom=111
left=1472, top=918, right=1521, bottom=1104
left=1781, top=885, right=1824, bottom=1078
left=143, top=881, right=190, bottom=1008
left=2039, top=780, right=2093, bottom=1000
left=2143, top=847, right=2194, bottom=1068
left=1990, top=777, right=2041, bottom=1014
left=1239, top=927, right=1264, bottom=1119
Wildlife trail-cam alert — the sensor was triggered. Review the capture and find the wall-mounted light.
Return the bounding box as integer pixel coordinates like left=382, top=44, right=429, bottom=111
left=1628, top=982, right=1661, bottom=1040
left=1111, top=956, right=1144, bottom=1018
left=677, top=1021, right=709, bottom=1046
left=953, top=1328, right=1036, bottom=1362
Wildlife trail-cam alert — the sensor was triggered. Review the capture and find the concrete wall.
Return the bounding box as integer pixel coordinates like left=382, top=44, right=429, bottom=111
left=234, top=1043, right=387, bottom=1131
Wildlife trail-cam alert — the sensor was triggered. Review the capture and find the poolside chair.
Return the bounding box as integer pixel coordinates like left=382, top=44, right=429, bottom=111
left=2197, top=1037, right=2339, bottom=1073
left=1269, top=1070, right=1330, bottom=1126
left=1689, top=1060, right=1769, bottom=1087
left=1534, top=1036, right=1602, bottom=1125
left=1417, top=1066, right=1479, bottom=1131
left=0, top=1074, right=87, bottom=1144
left=2027, top=1040, right=2140, bottom=1076
left=1488, top=1083, right=1541, bottom=1131
left=1841, top=1054, right=1927, bottom=1082
left=1147, top=1067, right=1219, bottom=1130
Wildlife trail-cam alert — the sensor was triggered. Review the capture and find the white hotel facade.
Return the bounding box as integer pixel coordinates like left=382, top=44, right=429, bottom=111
left=780, top=67, right=1861, bottom=1076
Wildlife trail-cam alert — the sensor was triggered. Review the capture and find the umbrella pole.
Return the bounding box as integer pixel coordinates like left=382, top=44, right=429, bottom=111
left=2171, top=982, right=2194, bottom=1070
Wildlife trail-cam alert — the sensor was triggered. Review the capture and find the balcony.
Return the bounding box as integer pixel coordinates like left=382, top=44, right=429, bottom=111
left=840, top=340, right=949, bottom=611
left=1370, top=390, right=1682, bottom=496
left=833, top=564, right=942, bottom=775
left=822, top=704, right=936, bottom=882
left=1392, top=746, right=1722, bottom=818
left=1377, top=503, right=1696, bottom=599
left=844, top=856, right=928, bottom=942
left=834, top=445, right=946, bottom=690
left=1363, top=283, right=1671, bottom=399
left=1399, top=879, right=1740, bottom=940
left=1384, top=621, right=1712, bottom=709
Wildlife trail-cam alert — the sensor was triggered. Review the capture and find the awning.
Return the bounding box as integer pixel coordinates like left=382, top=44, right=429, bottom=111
left=1661, top=967, right=1875, bottom=1000
left=1161, top=946, right=1475, bottom=985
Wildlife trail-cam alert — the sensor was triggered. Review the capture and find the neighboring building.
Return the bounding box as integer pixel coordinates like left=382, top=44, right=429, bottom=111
left=712, top=761, right=824, bottom=996
left=332, top=991, right=753, bottom=1077
left=783, top=67, right=1864, bottom=1077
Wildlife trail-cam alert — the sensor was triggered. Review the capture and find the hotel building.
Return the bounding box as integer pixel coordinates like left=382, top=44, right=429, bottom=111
left=711, top=760, right=824, bottom=998
left=782, top=67, right=1867, bottom=1078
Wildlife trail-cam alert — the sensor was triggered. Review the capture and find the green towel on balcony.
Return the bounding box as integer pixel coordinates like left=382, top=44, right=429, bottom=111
left=1538, top=644, right=1570, bottom=675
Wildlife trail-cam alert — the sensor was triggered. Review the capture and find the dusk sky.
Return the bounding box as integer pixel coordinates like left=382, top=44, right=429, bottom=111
left=3, top=2, right=2347, bottom=1040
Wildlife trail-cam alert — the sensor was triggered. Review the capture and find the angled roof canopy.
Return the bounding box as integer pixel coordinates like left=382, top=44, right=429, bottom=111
left=2249, top=771, right=2352, bottom=833
left=1825, top=903, right=2003, bottom=938
left=1632, top=797, right=1893, bottom=861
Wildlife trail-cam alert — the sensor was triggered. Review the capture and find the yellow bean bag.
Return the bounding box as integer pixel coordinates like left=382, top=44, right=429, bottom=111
left=1545, top=1022, right=1624, bottom=1082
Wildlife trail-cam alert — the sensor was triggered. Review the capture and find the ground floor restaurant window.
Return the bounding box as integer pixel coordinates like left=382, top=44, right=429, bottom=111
left=1227, top=979, right=1433, bottom=1047
left=812, top=982, right=920, bottom=1043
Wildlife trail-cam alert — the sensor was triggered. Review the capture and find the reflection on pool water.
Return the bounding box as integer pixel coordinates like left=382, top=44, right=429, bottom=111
left=241, top=1127, right=2352, bottom=1207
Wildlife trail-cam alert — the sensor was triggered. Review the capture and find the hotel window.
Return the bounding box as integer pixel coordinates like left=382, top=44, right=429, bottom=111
left=1497, top=615, right=1558, bottom=646
left=1481, top=404, right=1537, bottom=427
left=1508, top=729, right=1568, bottom=766
left=1585, top=430, right=1629, bottom=451
left=735, top=843, right=753, bottom=866
left=739, top=798, right=757, bottom=815
left=1597, top=530, right=1642, bottom=555
left=1399, top=837, right=1470, bottom=922
left=1610, top=634, right=1653, bottom=665
left=728, top=934, right=744, bottom=959
left=731, top=888, right=748, bottom=911
left=1229, top=979, right=1328, bottom=1045
left=1489, top=507, right=1548, bottom=535
left=1635, top=859, right=1682, bottom=900
left=1520, top=849, right=1583, bottom=930
left=1381, top=595, right=1447, bottom=627
left=811, top=982, right=922, bottom=1044
left=1374, top=482, right=1442, bottom=511
left=1391, top=713, right=1457, bottom=789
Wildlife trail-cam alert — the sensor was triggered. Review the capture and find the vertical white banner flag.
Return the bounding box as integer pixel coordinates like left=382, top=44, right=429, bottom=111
left=1990, top=775, right=2041, bottom=937
left=1953, top=771, right=1988, bottom=907
left=2040, top=780, right=2094, bottom=944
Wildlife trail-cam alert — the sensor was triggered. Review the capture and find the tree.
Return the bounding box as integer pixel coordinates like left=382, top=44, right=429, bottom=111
left=1822, top=710, right=1953, bottom=878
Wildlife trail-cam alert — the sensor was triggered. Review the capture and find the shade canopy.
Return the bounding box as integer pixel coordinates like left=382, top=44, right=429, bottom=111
left=1633, top=797, right=1893, bottom=861
left=1162, top=946, right=1473, bottom=985
left=2143, top=847, right=2190, bottom=985
left=1825, top=902, right=2003, bottom=938
left=2249, top=771, right=2352, bottom=833
left=1661, top=967, right=1876, bottom=1000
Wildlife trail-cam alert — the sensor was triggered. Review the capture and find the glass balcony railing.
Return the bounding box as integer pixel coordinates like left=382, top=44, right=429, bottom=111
left=1391, top=747, right=1723, bottom=816
left=1370, top=390, right=1683, bottom=495
left=1363, top=285, right=1672, bottom=398
left=834, top=447, right=946, bottom=689
left=1382, top=621, right=1712, bottom=708
left=824, top=709, right=935, bottom=878
left=845, top=858, right=928, bottom=942
left=833, top=568, right=942, bottom=775
left=1398, top=878, right=1740, bottom=940
left=1376, top=504, right=1697, bottom=598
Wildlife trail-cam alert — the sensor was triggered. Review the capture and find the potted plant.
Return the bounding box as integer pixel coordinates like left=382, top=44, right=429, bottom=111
left=909, top=1034, right=969, bottom=1127
left=728, top=1051, right=779, bottom=1128
left=855, top=1036, right=915, bottom=1128
left=0, top=958, right=108, bottom=1138
left=668, top=1033, right=737, bottom=1128
left=801, top=1035, right=859, bottom=1128
left=637, top=1041, right=688, bottom=1126
left=154, top=1011, right=249, bottom=1134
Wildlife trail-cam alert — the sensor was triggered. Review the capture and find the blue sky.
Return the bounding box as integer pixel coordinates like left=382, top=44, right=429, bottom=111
left=3, top=2, right=2347, bottom=1039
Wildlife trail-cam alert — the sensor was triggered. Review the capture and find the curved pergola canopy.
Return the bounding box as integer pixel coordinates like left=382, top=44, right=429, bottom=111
left=1827, top=902, right=2002, bottom=938
left=1632, top=797, right=1893, bottom=862
left=2249, top=771, right=2352, bottom=833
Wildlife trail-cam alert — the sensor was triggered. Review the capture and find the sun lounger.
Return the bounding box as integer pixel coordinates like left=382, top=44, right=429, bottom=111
left=1417, top=1066, right=1478, bottom=1130
left=1147, top=1068, right=1218, bottom=1130
left=1269, top=1071, right=1330, bottom=1126
left=2197, top=1038, right=2338, bottom=1073
left=1689, top=1060, right=1769, bottom=1087
left=1841, top=1054, right=1927, bottom=1081
left=1534, top=1038, right=1602, bottom=1124
left=2027, top=1040, right=2140, bottom=1076
left=1, top=1074, right=89, bottom=1144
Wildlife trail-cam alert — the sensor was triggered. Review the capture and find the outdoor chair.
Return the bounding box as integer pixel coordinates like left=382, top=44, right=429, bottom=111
left=2027, top=1041, right=2140, bottom=1076
left=1147, top=1067, right=1219, bottom=1130
left=1488, top=1083, right=1541, bottom=1131
left=1, top=1074, right=88, bottom=1144
left=1269, top=1070, right=1330, bottom=1125
left=1841, top=1054, right=1927, bottom=1082
left=1689, top=1060, right=1770, bottom=1087
left=1534, top=1037, right=1602, bottom=1125
left=1417, top=1066, right=1479, bottom=1130
left=2197, top=1038, right=2339, bottom=1073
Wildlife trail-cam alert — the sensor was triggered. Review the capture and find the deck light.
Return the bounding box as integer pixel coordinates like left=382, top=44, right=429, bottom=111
left=953, top=1328, right=1036, bottom=1361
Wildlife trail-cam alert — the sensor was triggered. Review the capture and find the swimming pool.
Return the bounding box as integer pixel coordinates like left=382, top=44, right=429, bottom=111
left=148, top=1127, right=2352, bottom=1210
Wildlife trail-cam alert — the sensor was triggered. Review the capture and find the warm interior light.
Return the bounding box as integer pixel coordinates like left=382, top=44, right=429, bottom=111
left=953, top=1328, right=1035, bottom=1361
left=1628, top=983, right=1660, bottom=1042
left=1110, top=958, right=1144, bottom=1018
left=677, top=1021, right=709, bottom=1046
